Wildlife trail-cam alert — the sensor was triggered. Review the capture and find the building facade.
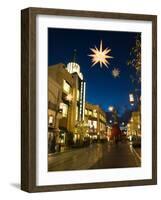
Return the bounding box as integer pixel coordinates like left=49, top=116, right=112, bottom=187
left=48, top=76, right=62, bottom=153
left=127, top=110, right=141, bottom=137
left=85, top=102, right=107, bottom=140
left=48, top=62, right=86, bottom=151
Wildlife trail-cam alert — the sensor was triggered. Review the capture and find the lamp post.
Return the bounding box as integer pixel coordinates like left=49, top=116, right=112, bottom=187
left=108, top=106, right=118, bottom=124
left=129, top=93, right=135, bottom=106
left=108, top=106, right=121, bottom=143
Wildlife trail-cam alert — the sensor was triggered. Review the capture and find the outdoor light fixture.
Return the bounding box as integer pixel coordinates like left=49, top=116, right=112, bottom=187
left=129, top=93, right=134, bottom=106
left=88, top=40, right=113, bottom=68
left=108, top=106, right=114, bottom=112
left=109, top=120, right=112, bottom=123
left=49, top=115, right=54, bottom=125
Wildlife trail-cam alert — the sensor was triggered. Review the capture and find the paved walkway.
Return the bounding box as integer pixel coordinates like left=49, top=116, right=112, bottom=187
left=48, top=142, right=141, bottom=171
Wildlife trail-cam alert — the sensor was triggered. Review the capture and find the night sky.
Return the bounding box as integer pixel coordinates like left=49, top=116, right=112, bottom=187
left=48, top=28, right=141, bottom=116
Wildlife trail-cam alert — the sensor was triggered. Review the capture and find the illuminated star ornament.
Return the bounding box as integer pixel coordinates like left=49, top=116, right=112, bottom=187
left=88, top=40, right=113, bottom=68
left=112, top=68, right=120, bottom=78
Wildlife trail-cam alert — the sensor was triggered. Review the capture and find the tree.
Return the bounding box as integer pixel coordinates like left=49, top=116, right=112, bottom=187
left=127, top=34, right=141, bottom=106
left=127, top=34, right=141, bottom=73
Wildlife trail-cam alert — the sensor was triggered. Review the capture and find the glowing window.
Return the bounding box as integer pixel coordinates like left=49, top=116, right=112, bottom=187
left=93, top=110, right=97, bottom=118
left=76, top=106, right=79, bottom=121
left=63, top=80, right=71, bottom=94
left=93, top=121, right=97, bottom=129
left=59, top=103, right=68, bottom=117
left=48, top=115, right=54, bottom=124
left=77, top=90, right=80, bottom=101
left=89, top=110, right=92, bottom=116
left=88, top=120, right=92, bottom=128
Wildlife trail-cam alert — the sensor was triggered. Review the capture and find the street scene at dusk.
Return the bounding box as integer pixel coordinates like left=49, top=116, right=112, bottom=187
left=48, top=28, right=141, bottom=171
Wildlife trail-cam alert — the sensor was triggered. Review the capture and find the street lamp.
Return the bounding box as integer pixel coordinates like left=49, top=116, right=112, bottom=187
left=108, top=106, right=114, bottom=112
left=108, top=106, right=118, bottom=124
left=129, top=93, right=135, bottom=106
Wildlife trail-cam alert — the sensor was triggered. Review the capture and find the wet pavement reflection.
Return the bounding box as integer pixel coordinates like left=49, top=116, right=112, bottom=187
left=48, top=142, right=141, bottom=171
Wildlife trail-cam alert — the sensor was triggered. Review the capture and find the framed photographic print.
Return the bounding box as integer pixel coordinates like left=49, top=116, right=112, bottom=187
left=21, top=7, right=157, bottom=192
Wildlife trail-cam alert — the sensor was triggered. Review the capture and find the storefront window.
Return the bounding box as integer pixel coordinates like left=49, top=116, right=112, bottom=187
left=93, top=121, right=97, bottom=129
left=88, top=120, right=92, bottom=128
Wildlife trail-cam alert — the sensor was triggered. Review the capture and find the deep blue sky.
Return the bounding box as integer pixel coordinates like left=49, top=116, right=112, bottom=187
left=48, top=28, right=140, bottom=115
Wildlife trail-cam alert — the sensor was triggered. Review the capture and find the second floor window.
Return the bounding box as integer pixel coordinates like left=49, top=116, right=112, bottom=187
left=60, top=103, right=68, bottom=117
left=63, top=80, right=71, bottom=94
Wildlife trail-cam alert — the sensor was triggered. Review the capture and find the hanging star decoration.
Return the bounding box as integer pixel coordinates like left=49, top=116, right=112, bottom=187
left=88, top=40, right=113, bottom=68
left=112, top=68, right=120, bottom=78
